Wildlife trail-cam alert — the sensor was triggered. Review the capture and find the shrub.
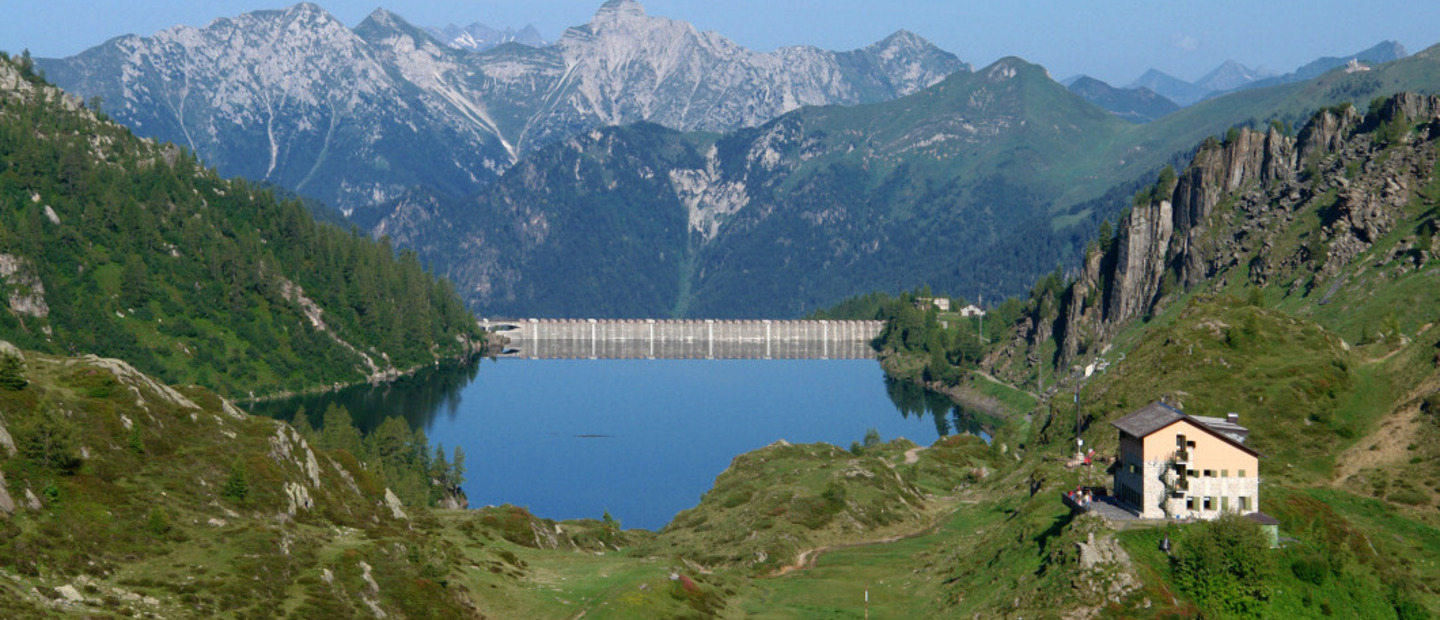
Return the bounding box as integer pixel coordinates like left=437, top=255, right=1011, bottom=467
left=862, top=428, right=882, bottom=449
left=146, top=508, right=172, bottom=537
left=1171, top=513, right=1276, bottom=617
left=1387, top=489, right=1430, bottom=506
left=1291, top=554, right=1328, bottom=585
left=1422, top=393, right=1440, bottom=415
left=18, top=400, right=82, bottom=473
left=128, top=425, right=144, bottom=455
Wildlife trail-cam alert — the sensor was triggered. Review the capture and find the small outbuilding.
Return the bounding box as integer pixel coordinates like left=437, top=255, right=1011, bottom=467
left=1245, top=511, right=1281, bottom=548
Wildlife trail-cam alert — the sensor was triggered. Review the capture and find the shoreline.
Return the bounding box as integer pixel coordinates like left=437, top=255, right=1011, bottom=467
left=235, top=332, right=501, bottom=405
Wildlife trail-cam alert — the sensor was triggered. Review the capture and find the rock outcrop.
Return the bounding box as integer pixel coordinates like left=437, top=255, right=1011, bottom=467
left=0, top=254, right=50, bottom=329
left=1000, top=93, right=1440, bottom=376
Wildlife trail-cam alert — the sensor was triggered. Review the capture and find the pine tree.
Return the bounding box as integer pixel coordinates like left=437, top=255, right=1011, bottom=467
left=450, top=446, right=466, bottom=488
left=222, top=458, right=250, bottom=503
left=290, top=407, right=314, bottom=440
left=20, top=398, right=80, bottom=473
left=0, top=353, right=26, bottom=391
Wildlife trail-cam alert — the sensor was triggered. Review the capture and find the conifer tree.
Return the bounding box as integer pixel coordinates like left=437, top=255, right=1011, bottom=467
left=223, top=459, right=250, bottom=503
left=0, top=353, right=26, bottom=391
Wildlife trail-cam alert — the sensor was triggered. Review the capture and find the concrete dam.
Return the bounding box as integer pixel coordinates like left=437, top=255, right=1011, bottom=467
left=484, top=319, right=886, bottom=360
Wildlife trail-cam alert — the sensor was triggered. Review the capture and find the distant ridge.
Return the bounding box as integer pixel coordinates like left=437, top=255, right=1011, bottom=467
left=1067, top=75, right=1179, bottom=123
left=425, top=22, right=547, bottom=51
left=1128, top=40, right=1411, bottom=107
left=1126, top=68, right=1212, bottom=106
left=1194, top=60, right=1274, bottom=93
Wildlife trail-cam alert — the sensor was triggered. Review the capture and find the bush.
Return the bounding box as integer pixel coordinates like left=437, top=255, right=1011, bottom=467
left=1387, top=489, right=1430, bottom=506
left=1171, top=513, right=1276, bottom=617
left=1291, top=554, right=1328, bottom=585
left=1422, top=393, right=1440, bottom=415
left=18, top=400, right=82, bottom=473
left=146, top=508, right=172, bottom=537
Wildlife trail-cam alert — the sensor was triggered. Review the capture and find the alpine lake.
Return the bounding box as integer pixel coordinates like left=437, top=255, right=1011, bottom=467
left=248, top=353, right=994, bottom=531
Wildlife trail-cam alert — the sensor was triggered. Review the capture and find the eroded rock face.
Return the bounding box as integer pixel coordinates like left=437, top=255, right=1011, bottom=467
left=0, top=254, right=49, bottom=321
left=997, top=93, right=1440, bottom=376
left=383, top=488, right=408, bottom=520
left=0, top=471, right=16, bottom=515
left=1298, top=104, right=1361, bottom=162
left=669, top=145, right=750, bottom=242
left=284, top=481, right=314, bottom=516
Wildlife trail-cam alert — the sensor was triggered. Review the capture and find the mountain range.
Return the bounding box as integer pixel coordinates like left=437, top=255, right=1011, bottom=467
left=38, top=0, right=966, bottom=223
left=1124, top=41, right=1409, bottom=106
left=379, top=42, right=1440, bottom=318
left=424, top=21, right=548, bottom=51
left=33, top=2, right=1440, bottom=319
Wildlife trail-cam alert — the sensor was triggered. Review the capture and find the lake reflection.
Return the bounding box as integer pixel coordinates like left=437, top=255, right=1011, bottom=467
left=251, top=356, right=991, bottom=531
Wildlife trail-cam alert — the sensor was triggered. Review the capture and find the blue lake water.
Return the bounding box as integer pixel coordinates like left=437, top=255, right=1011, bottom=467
left=252, top=356, right=989, bottom=531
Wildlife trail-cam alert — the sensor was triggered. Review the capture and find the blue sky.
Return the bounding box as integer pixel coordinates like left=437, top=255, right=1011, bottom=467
left=5, top=0, right=1439, bottom=86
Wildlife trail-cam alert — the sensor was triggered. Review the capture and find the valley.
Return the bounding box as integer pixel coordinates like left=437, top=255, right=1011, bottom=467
left=1, top=1, right=1439, bottom=618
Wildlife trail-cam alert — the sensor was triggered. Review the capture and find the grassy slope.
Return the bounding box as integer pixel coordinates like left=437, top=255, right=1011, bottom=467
left=12, top=61, right=1440, bottom=620
left=1039, top=114, right=1440, bottom=616
left=0, top=348, right=479, bottom=617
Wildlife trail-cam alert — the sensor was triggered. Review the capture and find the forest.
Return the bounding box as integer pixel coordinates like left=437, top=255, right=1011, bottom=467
left=0, top=52, right=482, bottom=398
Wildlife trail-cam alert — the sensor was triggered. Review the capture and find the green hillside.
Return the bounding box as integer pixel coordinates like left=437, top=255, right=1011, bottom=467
left=0, top=54, right=481, bottom=398
left=807, top=93, right=1440, bottom=617
left=6, top=41, right=1440, bottom=620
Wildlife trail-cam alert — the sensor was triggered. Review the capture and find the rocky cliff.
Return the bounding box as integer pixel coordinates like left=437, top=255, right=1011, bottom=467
left=991, top=93, right=1440, bottom=379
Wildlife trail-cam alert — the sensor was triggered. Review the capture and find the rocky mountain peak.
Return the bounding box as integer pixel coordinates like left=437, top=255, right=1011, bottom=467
left=594, top=0, right=648, bottom=23
left=872, top=29, right=925, bottom=50
left=426, top=22, right=547, bottom=51
left=985, top=57, right=1034, bottom=81
left=42, top=1, right=969, bottom=219
left=1196, top=60, right=1272, bottom=92
left=363, top=7, right=405, bottom=28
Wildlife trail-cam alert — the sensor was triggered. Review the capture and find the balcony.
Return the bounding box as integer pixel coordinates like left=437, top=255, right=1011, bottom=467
left=1163, top=470, right=1189, bottom=495
left=1173, top=449, right=1190, bottom=464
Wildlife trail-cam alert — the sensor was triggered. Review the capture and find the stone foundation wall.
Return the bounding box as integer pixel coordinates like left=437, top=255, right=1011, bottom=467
left=1118, top=460, right=1260, bottom=520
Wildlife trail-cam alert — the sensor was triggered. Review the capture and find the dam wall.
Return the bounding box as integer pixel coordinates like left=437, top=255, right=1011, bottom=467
left=487, top=319, right=885, bottom=360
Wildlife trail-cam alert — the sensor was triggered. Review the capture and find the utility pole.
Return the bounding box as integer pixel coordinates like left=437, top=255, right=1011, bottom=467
left=977, top=293, right=984, bottom=344
left=1076, top=363, right=1094, bottom=458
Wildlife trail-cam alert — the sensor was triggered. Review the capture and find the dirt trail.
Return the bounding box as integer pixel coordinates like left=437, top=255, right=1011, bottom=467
left=1332, top=372, right=1439, bottom=487
left=903, top=446, right=926, bottom=464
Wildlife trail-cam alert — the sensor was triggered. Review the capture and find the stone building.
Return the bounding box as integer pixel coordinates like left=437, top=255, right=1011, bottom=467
left=1111, top=402, right=1260, bottom=520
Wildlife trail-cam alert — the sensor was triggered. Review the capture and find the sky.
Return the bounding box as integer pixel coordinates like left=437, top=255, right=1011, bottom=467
left=4, top=0, right=1439, bottom=86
